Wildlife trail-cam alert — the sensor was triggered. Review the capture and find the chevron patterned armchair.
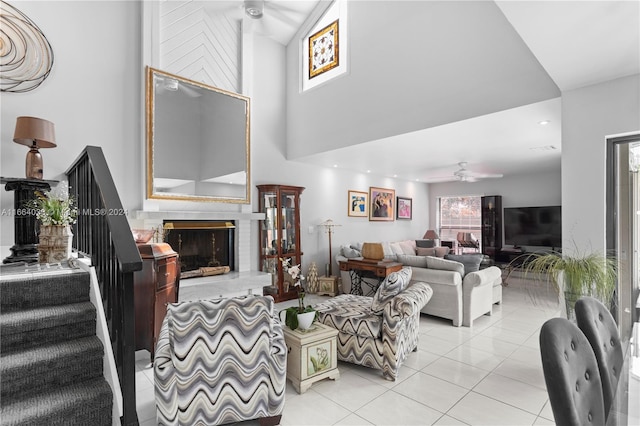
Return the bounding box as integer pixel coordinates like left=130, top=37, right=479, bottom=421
left=314, top=268, right=433, bottom=381
left=154, top=296, right=286, bottom=426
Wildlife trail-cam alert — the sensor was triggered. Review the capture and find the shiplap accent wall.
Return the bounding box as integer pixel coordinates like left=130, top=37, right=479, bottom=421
left=159, top=1, right=242, bottom=93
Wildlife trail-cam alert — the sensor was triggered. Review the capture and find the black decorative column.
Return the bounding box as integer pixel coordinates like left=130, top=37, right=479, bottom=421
left=2, top=177, right=58, bottom=264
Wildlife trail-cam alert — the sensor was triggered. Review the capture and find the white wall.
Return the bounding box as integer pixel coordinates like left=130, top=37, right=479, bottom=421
left=562, top=74, right=640, bottom=255
left=1, top=1, right=142, bottom=255
left=251, top=34, right=430, bottom=272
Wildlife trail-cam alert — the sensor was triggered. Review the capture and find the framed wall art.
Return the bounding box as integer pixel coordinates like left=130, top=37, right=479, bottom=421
left=369, top=187, right=395, bottom=221
left=397, top=197, right=412, bottom=220
left=348, top=190, right=368, bottom=217
left=308, top=20, right=339, bottom=79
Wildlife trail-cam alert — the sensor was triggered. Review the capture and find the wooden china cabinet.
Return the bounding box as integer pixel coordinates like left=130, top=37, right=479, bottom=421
left=257, top=184, right=304, bottom=302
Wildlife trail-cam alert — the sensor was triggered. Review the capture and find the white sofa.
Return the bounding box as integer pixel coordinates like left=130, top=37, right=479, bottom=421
left=336, top=241, right=502, bottom=327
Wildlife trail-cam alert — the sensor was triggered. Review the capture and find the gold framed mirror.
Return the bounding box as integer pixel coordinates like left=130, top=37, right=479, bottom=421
left=145, top=66, right=250, bottom=203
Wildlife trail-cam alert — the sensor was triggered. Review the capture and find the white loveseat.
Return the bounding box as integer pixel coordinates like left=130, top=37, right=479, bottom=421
left=336, top=241, right=502, bottom=327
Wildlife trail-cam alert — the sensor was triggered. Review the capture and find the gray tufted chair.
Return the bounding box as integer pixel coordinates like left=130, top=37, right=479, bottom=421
left=539, top=317, right=605, bottom=426
left=575, top=296, right=623, bottom=419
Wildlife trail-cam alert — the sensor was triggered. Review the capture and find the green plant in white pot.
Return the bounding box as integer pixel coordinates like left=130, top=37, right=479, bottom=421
left=278, top=257, right=316, bottom=331
left=517, top=248, right=617, bottom=319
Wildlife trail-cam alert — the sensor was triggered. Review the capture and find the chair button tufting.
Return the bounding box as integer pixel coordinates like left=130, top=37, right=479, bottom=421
left=564, top=351, right=569, bottom=361
left=576, top=382, right=580, bottom=391
left=610, top=339, right=615, bottom=347
left=571, top=341, right=576, bottom=350
left=588, top=412, right=593, bottom=421
left=598, top=314, right=603, bottom=321
left=585, top=371, right=590, bottom=380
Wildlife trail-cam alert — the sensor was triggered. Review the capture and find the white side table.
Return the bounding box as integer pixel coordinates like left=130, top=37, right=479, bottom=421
left=282, top=322, right=340, bottom=393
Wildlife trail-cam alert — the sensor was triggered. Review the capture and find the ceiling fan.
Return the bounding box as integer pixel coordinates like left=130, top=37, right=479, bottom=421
left=430, top=162, right=504, bottom=183
left=204, top=1, right=318, bottom=45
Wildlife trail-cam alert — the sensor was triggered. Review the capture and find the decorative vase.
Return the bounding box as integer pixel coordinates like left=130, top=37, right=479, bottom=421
left=296, top=311, right=315, bottom=330
left=307, top=262, right=319, bottom=293
left=38, top=224, right=73, bottom=263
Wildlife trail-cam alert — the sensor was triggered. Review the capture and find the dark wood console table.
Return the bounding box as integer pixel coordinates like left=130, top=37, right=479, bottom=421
left=339, top=259, right=402, bottom=296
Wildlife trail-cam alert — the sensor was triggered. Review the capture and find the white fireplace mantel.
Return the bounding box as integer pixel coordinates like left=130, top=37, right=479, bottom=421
left=133, top=210, right=265, bottom=221
left=132, top=210, right=265, bottom=273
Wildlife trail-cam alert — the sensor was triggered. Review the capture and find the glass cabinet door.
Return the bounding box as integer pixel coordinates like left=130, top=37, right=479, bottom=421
left=257, top=185, right=304, bottom=302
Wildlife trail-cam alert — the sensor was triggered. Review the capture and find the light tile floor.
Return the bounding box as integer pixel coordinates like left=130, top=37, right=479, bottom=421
left=135, top=280, right=561, bottom=425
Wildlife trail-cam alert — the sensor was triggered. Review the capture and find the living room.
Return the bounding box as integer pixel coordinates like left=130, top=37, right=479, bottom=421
left=0, top=1, right=638, bottom=425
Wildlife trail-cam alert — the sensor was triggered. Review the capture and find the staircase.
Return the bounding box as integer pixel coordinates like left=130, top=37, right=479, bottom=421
left=0, top=264, right=113, bottom=426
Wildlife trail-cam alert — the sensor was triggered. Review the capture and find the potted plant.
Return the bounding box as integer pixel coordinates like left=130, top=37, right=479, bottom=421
left=279, top=258, right=316, bottom=330
left=516, top=248, right=617, bottom=319
left=26, top=181, right=78, bottom=263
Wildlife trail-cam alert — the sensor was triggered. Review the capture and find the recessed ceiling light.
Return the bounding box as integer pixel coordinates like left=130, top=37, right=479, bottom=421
left=333, top=164, right=338, bottom=168
left=393, top=174, right=398, bottom=178
left=538, top=120, right=550, bottom=125
left=366, top=170, right=371, bottom=173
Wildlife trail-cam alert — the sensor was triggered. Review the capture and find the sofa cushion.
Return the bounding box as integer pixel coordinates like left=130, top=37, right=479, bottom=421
left=396, top=254, right=428, bottom=268
left=434, top=246, right=450, bottom=257
left=389, top=242, right=403, bottom=255
left=371, top=267, right=412, bottom=313
left=444, top=254, right=484, bottom=275
left=341, top=245, right=362, bottom=258
left=416, top=239, right=436, bottom=248
left=416, top=247, right=436, bottom=257
left=426, top=256, right=465, bottom=276
left=314, top=294, right=382, bottom=339
left=398, top=240, right=416, bottom=255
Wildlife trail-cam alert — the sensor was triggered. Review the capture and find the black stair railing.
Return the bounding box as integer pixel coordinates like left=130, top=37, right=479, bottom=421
left=66, top=146, right=142, bottom=426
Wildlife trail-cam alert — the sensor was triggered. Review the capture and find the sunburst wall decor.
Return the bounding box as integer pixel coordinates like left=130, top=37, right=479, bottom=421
left=0, top=1, right=54, bottom=93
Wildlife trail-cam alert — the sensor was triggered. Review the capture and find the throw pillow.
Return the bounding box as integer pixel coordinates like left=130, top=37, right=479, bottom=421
left=350, top=242, right=363, bottom=252
left=341, top=245, right=361, bottom=258
left=371, top=267, right=412, bottom=313
left=416, top=239, right=436, bottom=248
left=425, top=256, right=465, bottom=276
left=396, top=254, right=428, bottom=268
left=416, top=247, right=436, bottom=257
left=444, top=254, right=484, bottom=275
left=434, top=246, right=450, bottom=258
left=399, top=241, right=416, bottom=255
left=390, top=242, right=404, bottom=255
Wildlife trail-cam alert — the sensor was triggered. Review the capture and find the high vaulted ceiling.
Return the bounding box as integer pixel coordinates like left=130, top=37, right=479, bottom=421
left=235, top=0, right=640, bottom=182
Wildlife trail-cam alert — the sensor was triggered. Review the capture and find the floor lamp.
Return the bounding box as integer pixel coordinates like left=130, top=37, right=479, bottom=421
left=319, top=219, right=340, bottom=276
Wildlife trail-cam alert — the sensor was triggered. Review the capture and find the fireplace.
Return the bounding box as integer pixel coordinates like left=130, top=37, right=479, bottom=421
left=163, top=220, right=235, bottom=276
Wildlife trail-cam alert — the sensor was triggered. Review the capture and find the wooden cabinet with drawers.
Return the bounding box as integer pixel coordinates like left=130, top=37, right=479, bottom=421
left=134, top=243, right=179, bottom=360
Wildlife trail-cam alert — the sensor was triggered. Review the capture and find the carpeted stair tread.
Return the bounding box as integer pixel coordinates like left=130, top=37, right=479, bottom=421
left=0, top=377, right=112, bottom=426
left=0, top=302, right=96, bottom=353
left=0, top=270, right=90, bottom=312
left=1, top=336, right=104, bottom=400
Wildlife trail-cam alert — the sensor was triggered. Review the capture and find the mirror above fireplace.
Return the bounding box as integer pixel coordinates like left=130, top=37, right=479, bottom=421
left=145, top=67, right=251, bottom=203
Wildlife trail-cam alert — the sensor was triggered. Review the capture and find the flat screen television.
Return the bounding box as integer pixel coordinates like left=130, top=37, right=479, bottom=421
left=503, top=206, right=562, bottom=248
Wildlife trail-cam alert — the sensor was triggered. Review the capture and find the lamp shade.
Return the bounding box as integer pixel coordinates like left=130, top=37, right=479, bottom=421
left=13, top=116, right=56, bottom=148
left=423, top=229, right=439, bottom=240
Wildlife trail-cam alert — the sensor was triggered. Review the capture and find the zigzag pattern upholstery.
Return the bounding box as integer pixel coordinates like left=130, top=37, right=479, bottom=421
left=154, top=296, right=286, bottom=426
left=315, top=281, right=433, bottom=381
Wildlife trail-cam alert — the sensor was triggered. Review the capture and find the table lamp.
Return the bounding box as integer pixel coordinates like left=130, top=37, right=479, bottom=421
left=423, top=229, right=439, bottom=242
left=13, top=116, right=56, bottom=179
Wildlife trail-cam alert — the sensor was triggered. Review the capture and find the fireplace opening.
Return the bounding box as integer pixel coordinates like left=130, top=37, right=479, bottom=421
left=163, top=220, right=235, bottom=279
